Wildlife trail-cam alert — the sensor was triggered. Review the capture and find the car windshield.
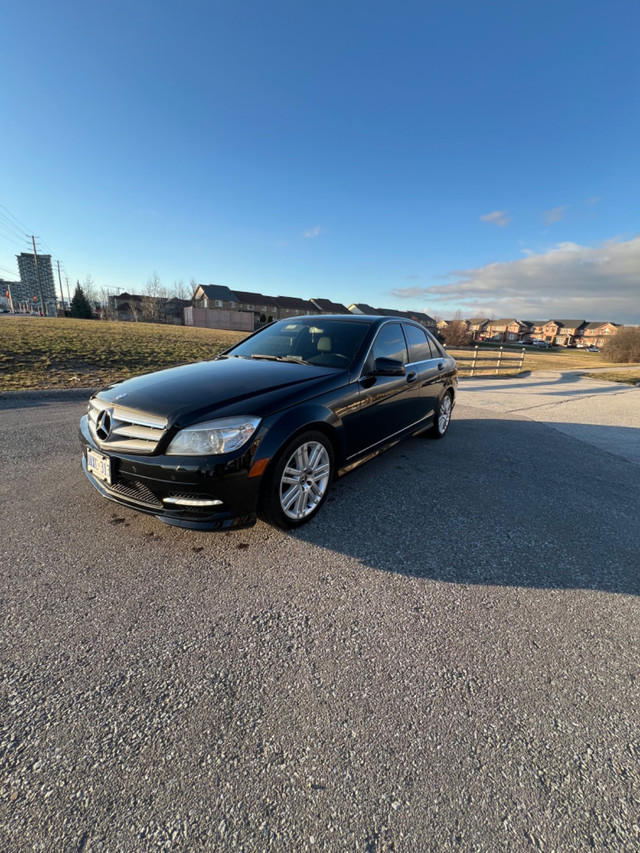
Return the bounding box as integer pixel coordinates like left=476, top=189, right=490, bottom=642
left=225, top=318, right=372, bottom=369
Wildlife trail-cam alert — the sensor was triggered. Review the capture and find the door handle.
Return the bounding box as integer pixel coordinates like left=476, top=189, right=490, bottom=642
left=437, top=362, right=444, bottom=370
left=407, top=371, right=418, bottom=382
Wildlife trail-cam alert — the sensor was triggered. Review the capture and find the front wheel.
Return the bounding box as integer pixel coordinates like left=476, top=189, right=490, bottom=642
left=259, top=431, right=335, bottom=529
left=427, top=391, right=453, bottom=439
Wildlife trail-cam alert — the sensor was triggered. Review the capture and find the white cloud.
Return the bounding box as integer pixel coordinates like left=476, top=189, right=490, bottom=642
left=543, top=205, right=568, bottom=225
left=480, top=210, right=511, bottom=227
left=389, top=235, right=640, bottom=324
left=303, top=225, right=321, bottom=238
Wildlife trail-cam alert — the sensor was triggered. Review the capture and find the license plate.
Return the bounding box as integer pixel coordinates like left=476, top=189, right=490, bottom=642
left=87, top=449, right=112, bottom=484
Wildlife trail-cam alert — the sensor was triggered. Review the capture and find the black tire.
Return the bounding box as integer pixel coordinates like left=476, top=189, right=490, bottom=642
left=427, top=391, right=453, bottom=439
left=259, top=431, right=335, bottom=529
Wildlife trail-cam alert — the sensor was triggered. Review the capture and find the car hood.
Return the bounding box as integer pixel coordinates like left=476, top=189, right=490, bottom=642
left=95, top=357, right=344, bottom=424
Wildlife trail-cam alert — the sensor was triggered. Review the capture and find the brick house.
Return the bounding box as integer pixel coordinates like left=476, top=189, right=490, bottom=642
left=484, top=319, right=530, bottom=342
left=582, top=322, right=621, bottom=347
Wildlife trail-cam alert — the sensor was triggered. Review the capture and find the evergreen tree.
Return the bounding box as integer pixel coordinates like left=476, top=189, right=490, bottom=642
left=70, top=282, right=93, bottom=319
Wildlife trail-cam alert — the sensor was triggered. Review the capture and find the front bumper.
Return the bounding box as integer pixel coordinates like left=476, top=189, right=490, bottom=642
left=79, top=415, right=260, bottom=530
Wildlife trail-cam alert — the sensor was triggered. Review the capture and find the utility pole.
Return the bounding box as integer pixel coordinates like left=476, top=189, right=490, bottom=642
left=65, top=276, right=72, bottom=308
left=31, top=236, right=46, bottom=315
left=56, top=260, right=65, bottom=313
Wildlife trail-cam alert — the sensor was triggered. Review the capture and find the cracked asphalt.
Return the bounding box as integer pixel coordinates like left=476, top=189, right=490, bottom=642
left=1, top=375, right=639, bottom=852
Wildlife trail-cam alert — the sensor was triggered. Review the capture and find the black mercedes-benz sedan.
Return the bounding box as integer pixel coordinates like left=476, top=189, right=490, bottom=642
left=80, top=315, right=457, bottom=530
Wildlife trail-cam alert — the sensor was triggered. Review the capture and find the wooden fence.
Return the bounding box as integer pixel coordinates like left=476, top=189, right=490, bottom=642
left=453, top=346, right=527, bottom=376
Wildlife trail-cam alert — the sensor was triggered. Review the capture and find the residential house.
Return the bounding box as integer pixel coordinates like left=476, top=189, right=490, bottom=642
left=484, top=319, right=530, bottom=342
left=550, top=320, right=587, bottom=346
left=109, top=292, right=189, bottom=324
left=582, top=322, right=621, bottom=347
left=310, top=298, right=351, bottom=314
left=193, top=284, right=239, bottom=310
left=348, top=302, right=379, bottom=315
left=467, top=318, right=490, bottom=340
left=231, top=290, right=280, bottom=326
left=273, top=296, right=321, bottom=319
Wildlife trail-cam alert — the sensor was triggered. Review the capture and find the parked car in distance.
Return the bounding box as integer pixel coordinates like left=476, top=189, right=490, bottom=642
left=80, top=315, right=458, bottom=531
left=531, top=340, right=551, bottom=348
left=586, top=345, right=600, bottom=352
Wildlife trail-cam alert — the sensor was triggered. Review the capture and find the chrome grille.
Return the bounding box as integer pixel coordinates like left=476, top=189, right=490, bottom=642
left=88, top=399, right=167, bottom=454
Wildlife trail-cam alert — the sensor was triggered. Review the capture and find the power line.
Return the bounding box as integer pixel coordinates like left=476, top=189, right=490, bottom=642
left=0, top=213, right=29, bottom=242
left=0, top=228, right=28, bottom=249
left=0, top=203, right=33, bottom=235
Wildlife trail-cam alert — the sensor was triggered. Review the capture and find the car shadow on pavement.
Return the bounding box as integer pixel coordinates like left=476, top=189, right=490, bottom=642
left=294, top=415, right=640, bottom=596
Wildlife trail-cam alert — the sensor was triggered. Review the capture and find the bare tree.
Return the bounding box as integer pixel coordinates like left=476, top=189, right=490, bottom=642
left=441, top=312, right=473, bottom=347
left=171, top=279, right=189, bottom=301
left=83, top=275, right=98, bottom=312
left=141, top=271, right=168, bottom=323
left=98, top=287, right=116, bottom=320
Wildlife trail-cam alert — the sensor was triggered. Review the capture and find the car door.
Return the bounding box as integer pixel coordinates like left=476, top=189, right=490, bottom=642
left=345, top=322, right=420, bottom=459
left=402, top=323, right=447, bottom=426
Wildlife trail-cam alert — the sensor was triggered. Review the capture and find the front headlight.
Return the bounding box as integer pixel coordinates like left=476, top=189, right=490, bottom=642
left=166, top=416, right=261, bottom=456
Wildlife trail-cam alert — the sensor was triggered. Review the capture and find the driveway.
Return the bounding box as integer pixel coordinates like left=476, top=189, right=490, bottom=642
left=459, top=369, right=640, bottom=466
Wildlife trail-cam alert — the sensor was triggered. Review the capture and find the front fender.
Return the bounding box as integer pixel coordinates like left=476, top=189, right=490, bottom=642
left=253, top=402, right=346, bottom=469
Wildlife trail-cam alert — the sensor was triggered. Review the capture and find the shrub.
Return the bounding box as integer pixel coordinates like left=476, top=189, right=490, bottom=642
left=602, top=327, right=640, bottom=363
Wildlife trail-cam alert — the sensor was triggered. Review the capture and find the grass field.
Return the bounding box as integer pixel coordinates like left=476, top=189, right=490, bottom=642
left=446, top=342, right=618, bottom=375
left=0, top=316, right=636, bottom=392
left=0, top=316, right=245, bottom=391
left=585, top=370, right=640, bottom=385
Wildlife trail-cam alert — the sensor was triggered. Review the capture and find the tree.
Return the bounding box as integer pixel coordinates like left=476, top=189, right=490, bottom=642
left=141, top=271, right=168, bottom=323
left=70, top=282, right=93, bottom=319
left=99, top=287, right=116, bottom=320
left=602, top=326, right=640, bottom=363
left=441, top=313, right=473, bottom=347
left=83, top=275, right=97, bottom=310
left=171, top=279, right=189, bottom=301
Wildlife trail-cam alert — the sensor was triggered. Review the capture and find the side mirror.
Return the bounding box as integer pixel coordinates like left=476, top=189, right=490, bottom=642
left=373, top=356, right=405, bottom=376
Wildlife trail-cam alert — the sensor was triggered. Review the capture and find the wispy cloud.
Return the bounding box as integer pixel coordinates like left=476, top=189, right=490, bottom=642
left=303, top=225, right=321, bottom=238
left=389, top=235, right=640, bottom=324
left=480, top=210, right=511, bottom=227
left=543, top=205, right=568, bottom=225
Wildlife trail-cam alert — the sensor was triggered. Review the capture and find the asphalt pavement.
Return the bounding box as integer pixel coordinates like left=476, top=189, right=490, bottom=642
left=1, top=376, right=639, bottom=852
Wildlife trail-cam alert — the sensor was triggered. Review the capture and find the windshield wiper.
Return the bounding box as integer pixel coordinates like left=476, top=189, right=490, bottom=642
left=249, top=354, right=310, bottom=364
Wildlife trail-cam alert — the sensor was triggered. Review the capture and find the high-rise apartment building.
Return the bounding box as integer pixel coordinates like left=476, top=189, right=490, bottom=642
left=14, top=252, right=57, bottom=314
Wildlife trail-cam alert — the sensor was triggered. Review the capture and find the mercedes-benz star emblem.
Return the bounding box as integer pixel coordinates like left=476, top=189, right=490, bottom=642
left=96, top=409, right=112, bottom=441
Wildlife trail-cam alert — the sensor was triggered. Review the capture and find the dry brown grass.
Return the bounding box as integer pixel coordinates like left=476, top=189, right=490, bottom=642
left=0, top=316, right=246, bottom=391
left=447, top=343, right=633, bottom=376
left=1, top=317, right=637, bottom=392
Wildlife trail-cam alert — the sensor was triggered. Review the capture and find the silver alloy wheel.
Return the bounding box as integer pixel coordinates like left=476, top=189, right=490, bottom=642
left=438, top=393, right=453, bottom=434
left=279, top=440, right=331, bottom=520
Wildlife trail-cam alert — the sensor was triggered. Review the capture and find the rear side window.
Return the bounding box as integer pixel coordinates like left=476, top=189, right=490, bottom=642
left=403, top=324, right=433, bottom=362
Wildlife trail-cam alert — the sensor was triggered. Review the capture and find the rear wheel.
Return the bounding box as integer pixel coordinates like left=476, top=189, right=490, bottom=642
left=259, top=431, right=334, bottom=529
left=427, top=391, right=453, bottom=439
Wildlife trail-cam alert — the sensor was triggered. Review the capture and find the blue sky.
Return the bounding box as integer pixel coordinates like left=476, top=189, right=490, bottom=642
left=1, top=0, right=639, bottom=323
